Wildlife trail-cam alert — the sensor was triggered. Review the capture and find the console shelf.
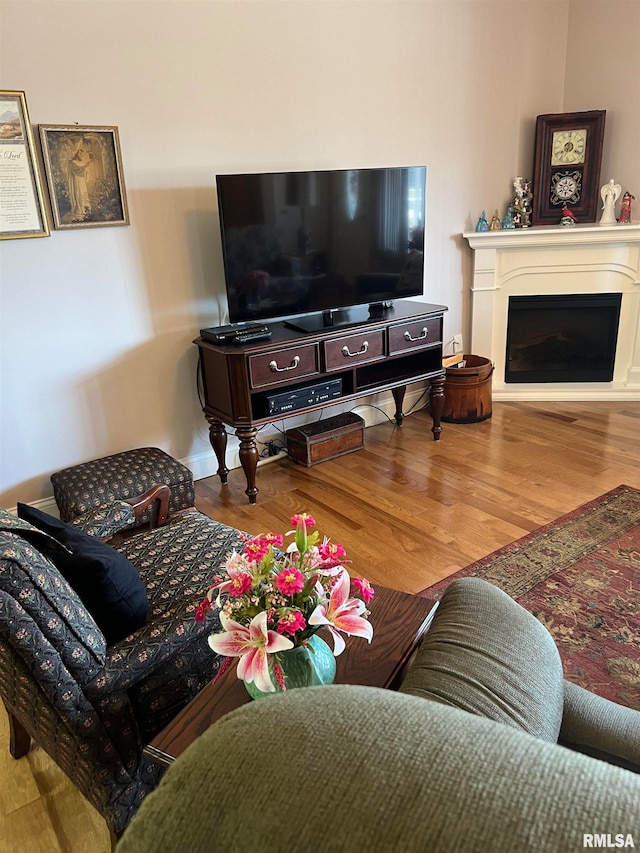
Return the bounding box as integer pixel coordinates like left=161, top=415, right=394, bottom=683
left=195, top=300, right=448, bottom=503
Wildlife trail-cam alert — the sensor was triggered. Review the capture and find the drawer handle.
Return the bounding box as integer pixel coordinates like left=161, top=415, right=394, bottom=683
left=404, top=327, right=428, bottom=342
left=342, top=341, right=369, bottom=358
left=269, top=355, right=300, bottom=372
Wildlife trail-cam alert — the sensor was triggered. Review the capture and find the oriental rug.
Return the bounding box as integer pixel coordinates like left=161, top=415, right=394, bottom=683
left=419, top=485, right=640, bottom=710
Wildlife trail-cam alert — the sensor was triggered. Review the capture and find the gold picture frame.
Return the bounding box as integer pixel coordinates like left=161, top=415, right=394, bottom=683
left=0, top=90, right=50, bottom=240
left=39, top=124, right=129, bottom=229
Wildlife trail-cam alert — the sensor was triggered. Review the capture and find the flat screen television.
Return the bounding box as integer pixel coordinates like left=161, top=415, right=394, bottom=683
left=216, top=165, right=426, bottom=332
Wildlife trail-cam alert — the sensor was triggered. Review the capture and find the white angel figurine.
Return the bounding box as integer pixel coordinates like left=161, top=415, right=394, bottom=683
left=599, top=179, right=621, bottom=226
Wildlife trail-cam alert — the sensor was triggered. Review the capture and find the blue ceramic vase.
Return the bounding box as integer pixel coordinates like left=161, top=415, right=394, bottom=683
left=245, top=634, right=336, bottom=700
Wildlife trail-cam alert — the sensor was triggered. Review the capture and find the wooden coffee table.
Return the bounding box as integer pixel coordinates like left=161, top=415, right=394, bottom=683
left=145, top=585, right=438, bottom=767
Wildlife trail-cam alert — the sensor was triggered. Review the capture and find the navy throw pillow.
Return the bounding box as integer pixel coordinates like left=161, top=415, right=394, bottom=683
left=17, top=503, right=148, bottom=644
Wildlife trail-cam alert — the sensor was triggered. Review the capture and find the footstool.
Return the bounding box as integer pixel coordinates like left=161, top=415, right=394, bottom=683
left=51, top=447, right=195, bottom=524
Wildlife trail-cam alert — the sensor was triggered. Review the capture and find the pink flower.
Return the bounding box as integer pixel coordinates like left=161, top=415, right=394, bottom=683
left=308, top=569, right=373, bottom=655
left=277, top=610, right=306, bottom=635
left=276, top=568, right=305, bottom=595
left=228, top=573, right=253, bottom=597
left=319, top=541, right=347, bottom=565
left=194, top=599, right=211, bottom=622
left=243, top=537, right=272, bottom=563
left=208, top=611, right=293, bottom=693
left=291, top=513, right=315, bottom=529
left=352, top=576, right=375, bottom=604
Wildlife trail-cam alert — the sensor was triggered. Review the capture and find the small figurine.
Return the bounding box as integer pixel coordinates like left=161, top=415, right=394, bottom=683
left=475, top=210, right=489, bottom=232
left=501, top=205, right=516, bottom=229
left=559, top=203, right=577, bottom=227
left=599, top=178, right=621, bottom=226
left=619, top=191, right=635, bottom=224
left=512, top=177, right=532, bottom=228
left=489, top=209, right=502, bottom=231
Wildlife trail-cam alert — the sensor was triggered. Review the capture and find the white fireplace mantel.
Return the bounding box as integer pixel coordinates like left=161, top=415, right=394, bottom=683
left=463, top=223, right=640, bottom=400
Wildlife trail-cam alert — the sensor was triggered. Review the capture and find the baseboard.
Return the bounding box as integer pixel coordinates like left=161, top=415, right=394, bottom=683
left=6, top=495, right=60, bottom=519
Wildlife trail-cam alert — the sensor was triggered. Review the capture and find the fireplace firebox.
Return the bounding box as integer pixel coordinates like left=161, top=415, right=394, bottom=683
left=505, top=293, right=622, bottom=383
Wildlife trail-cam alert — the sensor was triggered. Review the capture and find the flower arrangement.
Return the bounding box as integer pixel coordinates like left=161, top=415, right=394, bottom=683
left=195, top=513, right=374, bottom=694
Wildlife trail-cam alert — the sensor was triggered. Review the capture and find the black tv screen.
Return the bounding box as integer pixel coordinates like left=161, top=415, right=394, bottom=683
left=216, top=166, right=426, bottom=331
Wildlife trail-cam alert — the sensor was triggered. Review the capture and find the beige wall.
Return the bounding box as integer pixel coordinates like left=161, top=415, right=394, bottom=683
left=1, top=0, right=631, bottom=507
left=564, top=0, right=640, bottom=197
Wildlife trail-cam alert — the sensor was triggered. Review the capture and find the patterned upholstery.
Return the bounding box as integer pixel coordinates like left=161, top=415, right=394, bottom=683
left=51, top=447, right=195, bottom=523
left=0, top=506, right=245, bottom=837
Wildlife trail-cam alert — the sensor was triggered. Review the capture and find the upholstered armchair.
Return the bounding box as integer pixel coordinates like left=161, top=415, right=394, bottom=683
left=0, top=499, right=244, bottom=841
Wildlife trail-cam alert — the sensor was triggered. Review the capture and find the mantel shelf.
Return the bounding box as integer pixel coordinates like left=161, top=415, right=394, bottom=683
left=463, top=222, right=640, bottom=250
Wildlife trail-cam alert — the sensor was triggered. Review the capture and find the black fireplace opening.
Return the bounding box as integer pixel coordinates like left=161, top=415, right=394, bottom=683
left=505, top=293, right=622, bottom=383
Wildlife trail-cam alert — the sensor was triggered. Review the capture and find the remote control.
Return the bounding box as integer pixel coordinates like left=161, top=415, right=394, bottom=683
left=233, top=330, right=273, bottom=344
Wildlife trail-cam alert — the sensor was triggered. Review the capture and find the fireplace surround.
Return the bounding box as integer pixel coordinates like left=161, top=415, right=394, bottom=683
left=463, top=223, right=640, bottom=400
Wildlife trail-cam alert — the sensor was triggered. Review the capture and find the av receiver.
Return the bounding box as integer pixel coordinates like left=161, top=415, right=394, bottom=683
left=266, top=379, right=342, bottom=415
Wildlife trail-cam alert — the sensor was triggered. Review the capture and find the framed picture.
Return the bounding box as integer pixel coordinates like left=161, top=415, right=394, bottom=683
left=0, top=91, right=50, bottom=240
left=531, top=110, right=606, bottom=226
left=39, top=124, right=129, bottom=229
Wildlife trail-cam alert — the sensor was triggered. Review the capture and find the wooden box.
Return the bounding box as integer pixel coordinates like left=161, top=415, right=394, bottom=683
left=286, top=412, right=365, bottom=467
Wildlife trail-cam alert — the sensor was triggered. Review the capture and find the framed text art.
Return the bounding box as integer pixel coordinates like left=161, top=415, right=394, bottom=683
left=39, top=124, right=129, bottom=229
left=0, top=91, right=50, bottom=240
left=531, top=110, right=606, bottom=226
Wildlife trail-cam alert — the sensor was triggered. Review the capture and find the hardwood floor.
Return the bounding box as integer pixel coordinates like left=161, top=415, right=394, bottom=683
left=3, top=400, right=640, bottom=852
left=196, top=400, right=640, bottom=593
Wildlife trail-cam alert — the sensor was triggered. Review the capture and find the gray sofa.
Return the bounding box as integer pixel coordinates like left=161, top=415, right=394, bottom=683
left=117, top=577, right=640, bottom=853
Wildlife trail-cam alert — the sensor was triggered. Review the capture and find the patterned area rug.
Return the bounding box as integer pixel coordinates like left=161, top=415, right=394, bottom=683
left=419, top=485, right=640, bottom=710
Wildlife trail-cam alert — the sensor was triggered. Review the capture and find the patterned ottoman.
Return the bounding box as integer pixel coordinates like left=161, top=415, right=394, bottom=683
left=51, top=447, right=195, bottom=523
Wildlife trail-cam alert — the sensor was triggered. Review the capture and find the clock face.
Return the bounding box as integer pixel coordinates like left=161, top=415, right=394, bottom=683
left=550, top=170, right=582, bottom=206
left=551, top=129, right=587, bottom=165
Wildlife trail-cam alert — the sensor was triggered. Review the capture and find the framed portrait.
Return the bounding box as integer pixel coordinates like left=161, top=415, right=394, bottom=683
left=0, top=90, right=50, bottom=240
left=39, top=124, right=129, bottom=229
left=531, top=110, right=606, bottom=226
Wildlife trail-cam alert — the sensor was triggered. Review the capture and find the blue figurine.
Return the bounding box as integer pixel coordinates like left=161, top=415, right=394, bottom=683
left=501, top=205, right=516, bottom=229
left=475, top=210, right=489, bottom=232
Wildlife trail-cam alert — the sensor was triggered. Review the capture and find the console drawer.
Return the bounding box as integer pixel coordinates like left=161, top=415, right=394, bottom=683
left=249, top=344, right=320, bottom=389
left=324, top=330, right=385, bottom=371
left=388, top=317, right=443, bottom=355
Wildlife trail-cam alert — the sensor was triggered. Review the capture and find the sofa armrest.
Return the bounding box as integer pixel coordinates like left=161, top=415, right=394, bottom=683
left=70, top=500, right=137, bottom=539
left=559, top=680, right=640, bottom=773
left=124, top=484, right=170, bottom=529
left=90, top=604, right=222, bottom=695
left=70, top=485, right=170, bottom=541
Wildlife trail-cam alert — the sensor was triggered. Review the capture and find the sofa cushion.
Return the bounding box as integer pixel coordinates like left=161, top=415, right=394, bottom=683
left=399, top=577, right=564, bottom=742
left=17, top=504, right=148, bottom=645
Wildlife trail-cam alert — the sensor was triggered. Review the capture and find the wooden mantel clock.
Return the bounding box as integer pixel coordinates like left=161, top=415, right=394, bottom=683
left=531, top=110, right=606, bottom=225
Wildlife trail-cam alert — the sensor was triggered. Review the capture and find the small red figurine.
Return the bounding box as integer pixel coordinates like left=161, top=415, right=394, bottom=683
left=559, top=204, right=577, bottom=226
left=619, top=192, right=635, bottom=223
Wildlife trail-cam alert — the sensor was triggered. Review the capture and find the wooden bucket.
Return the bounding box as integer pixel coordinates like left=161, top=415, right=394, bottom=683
left=441, top=355, right=493, bottom=423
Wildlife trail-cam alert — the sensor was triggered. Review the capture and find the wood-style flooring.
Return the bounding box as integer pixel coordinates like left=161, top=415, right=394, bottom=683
left=3, top=401, right=640, bottom=852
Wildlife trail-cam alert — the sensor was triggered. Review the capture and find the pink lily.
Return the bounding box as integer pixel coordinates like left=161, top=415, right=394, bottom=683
left=208, top=610, right=293, bottom=692
left=308, top=569, right=373, bottom=655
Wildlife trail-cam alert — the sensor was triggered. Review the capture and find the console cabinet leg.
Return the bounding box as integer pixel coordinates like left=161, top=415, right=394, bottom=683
left=392, top=385, right=406, bottom=426
left=236, top=427, right=259, bottom=504
left=429, top=375, right=445, bottom=441
left=207, top=419, right=229, bottom=484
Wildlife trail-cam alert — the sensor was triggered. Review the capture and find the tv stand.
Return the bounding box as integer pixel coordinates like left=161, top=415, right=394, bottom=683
left=195, top=300, right=447, bottom=504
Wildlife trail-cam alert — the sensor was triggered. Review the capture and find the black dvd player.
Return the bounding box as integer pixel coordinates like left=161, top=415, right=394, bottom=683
left=266, top=379, right=342, bottom=415
left=200, top=324, right=269, bottom=344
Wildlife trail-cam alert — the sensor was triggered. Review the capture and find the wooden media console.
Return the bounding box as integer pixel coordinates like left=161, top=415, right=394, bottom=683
left=195, top=300, right=448, bottom=503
